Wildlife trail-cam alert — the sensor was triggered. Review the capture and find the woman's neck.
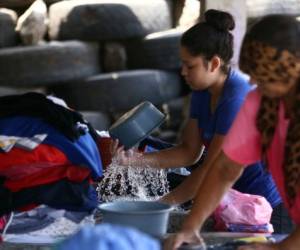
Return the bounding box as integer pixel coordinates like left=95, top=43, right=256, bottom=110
left=208, top=72, right=228, bottom=113
left=208, top=72, right=227, bottom=97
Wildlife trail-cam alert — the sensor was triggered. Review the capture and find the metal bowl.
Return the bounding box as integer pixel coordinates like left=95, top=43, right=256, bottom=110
left=98, top=200, right=173, bottom=237
left=109, top=101, right=165, bottom=149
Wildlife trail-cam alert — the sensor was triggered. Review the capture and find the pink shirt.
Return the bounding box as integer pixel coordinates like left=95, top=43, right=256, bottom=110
left=223, top=89, right=300, bottom=225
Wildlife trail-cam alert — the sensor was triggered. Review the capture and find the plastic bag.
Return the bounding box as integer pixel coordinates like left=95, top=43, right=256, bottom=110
left=213, top=189, right=273, bottom=233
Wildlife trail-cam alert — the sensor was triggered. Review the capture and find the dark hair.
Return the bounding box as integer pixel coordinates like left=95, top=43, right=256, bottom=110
left=181, top=9, right=235, bottom=73
left=243, top=14, right=300, bottom=56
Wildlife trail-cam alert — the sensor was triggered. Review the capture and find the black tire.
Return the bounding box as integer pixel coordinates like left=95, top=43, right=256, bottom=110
left=0, top=86, right=46, bottom=96
left=50, top=70, right=184, bottom=113
left=0, top=9, right=18, bottom=48
left=48, top=0, right=172, bottom=41
left=0, top=40, right=101, bottom=87
left=103, top=42, right=127, bottom=72
left=0, top=0, right=60, bottom=8
left=80, top=111, right=111, bottom=131
left=247, top=0, right=300, bottom=19
left=126, top=29, right=183, bottom=70
left=162, top=96, right=188, bottom=131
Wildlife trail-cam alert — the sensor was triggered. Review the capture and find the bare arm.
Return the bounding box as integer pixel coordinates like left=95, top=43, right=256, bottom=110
left=114, top=118, right=204, bottom=169
left=143, top=119, right=203, bottom=169
left=181, top=151, right=243, bottom=230
left=164, top=152, right=244, bottom=250
left=161, top=134, right=225, bottom=205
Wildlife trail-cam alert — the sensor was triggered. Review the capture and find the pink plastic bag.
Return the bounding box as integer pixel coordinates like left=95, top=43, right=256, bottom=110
left=213, top=189, right=273, bottom=232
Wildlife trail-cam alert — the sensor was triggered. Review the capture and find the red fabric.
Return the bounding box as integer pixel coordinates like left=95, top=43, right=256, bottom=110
left=0, top=143, right=91, bottom=192
left=17, top=204, right=39, bottom=212
left=96, top=137, right=145, bottom=169
left=5, top=165, right=91, bottom=192
left=97, top=137, right=113, bottom=168
left=0, top=144, right=69, bottom=180
left=0, top=216, right=7, bottom=231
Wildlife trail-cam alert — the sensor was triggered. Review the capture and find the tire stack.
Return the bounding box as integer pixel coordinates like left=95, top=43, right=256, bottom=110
left=0, top=0, right=190, bottom=140
left=246, top=0, right=300, bottom=26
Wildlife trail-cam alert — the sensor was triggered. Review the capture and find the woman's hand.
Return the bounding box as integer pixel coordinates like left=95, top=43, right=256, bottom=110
left=110, top=139, right=121, bottom=157
left=110, top=139, right=143, bottom=166
left=163, top=229, right=204, bottom=250
left=238, top=242, right=281, bottom=250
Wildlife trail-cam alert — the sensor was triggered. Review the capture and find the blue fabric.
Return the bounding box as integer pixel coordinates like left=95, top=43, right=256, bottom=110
left=190, top=69, right=252, bottom=143
left=233, top=162, right=282, bottom=208
left=56, top=224, right=161, bottom=250
left=0, top=178, right=97, bottom=215
left=189, top=69, right=281, bottom=208
left=0, top=116, right=103, bottom=179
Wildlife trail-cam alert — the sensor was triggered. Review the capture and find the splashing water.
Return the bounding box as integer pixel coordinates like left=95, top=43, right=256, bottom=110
left=97, top=157, right=169, bottom=202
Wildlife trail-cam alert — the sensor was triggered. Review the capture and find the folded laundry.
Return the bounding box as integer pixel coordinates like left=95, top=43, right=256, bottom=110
left=0, top=116, right=103, bottom=179
left=2, top=205, right=91, bottom=235
left=0, top=134, right=47, bottom=152
left=227, top=223, right=274, bottom=233
left=0, top=93, right=102, bottom=216
left=0, top=178, right=97, bottom=216
left=0, top=92, right=98, bottom=142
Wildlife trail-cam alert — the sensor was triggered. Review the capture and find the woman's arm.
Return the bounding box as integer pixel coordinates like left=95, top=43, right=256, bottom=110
left=164, top=152, right=244, bottom=250
left=161, top=134, right=225, bottom=205
left=181, top=151, right=244, bottom=231
left=114, top=118, right=204, bottom=169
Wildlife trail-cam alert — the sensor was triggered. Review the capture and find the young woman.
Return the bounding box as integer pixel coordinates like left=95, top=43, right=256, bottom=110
left=163, top=14, right=300, bottom=250
left=113, top=9, right=282, bottom=231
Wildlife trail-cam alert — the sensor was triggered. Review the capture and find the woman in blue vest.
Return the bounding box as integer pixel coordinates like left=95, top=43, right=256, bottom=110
left=113, top=9, right=288, bottom=233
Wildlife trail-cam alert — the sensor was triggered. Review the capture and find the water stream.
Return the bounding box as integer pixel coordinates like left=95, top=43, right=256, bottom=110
left=97, top=157, right=169, bottom=202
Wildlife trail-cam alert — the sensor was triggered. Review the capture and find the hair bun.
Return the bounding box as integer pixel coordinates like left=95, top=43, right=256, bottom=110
left=205, top=9, right=235, bottom=32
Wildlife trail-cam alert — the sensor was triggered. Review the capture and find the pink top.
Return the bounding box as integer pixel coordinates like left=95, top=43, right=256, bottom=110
left=223, top=89, right=300, bottom=225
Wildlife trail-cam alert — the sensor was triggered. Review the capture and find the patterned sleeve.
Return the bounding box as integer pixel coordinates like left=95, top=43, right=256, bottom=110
left=222, top=90, right=262, bottom=166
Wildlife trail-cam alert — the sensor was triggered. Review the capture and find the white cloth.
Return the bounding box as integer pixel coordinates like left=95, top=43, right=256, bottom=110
left=0, top=134, right=47, bottom=152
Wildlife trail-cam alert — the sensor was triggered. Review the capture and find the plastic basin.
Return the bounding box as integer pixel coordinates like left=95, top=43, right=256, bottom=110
left=98, top=200, right=173, bottom=237
left=109, top=101, right=165, bottom=149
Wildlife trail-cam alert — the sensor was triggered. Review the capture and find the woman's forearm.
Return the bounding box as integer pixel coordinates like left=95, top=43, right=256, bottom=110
left=141, top=119, right=204, bottom=169
left=181, top=152, right=244, bottom=231
left=161, top=134, right=228, bottom=205
left=141, top=144, right=203, bottom=169
left=161, top=166, right=207, bottom=205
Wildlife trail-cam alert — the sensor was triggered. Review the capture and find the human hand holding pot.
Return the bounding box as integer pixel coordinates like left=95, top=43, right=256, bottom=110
left=110, top=139, right=144, bottom=166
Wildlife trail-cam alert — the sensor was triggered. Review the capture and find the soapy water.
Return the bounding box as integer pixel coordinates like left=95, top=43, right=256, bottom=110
left=97, top=156, right=169, bottom=202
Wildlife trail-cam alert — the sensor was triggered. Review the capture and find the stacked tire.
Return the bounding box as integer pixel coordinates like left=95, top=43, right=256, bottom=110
left=0, top=0, right=189, bottom=135
left=246, top=0, right=300, bottom=25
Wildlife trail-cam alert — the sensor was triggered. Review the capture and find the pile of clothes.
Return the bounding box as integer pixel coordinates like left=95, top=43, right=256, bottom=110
left=0, top=92, right=103, bottom=224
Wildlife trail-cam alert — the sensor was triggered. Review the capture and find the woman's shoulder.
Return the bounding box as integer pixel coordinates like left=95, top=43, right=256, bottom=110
left=228, top=69, right=249, bottom=85
left=239, top=88, right=261, bottom=118
left=246, top=87, right=261, bottom=103
left=225, top=69, right=252, bottom=97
